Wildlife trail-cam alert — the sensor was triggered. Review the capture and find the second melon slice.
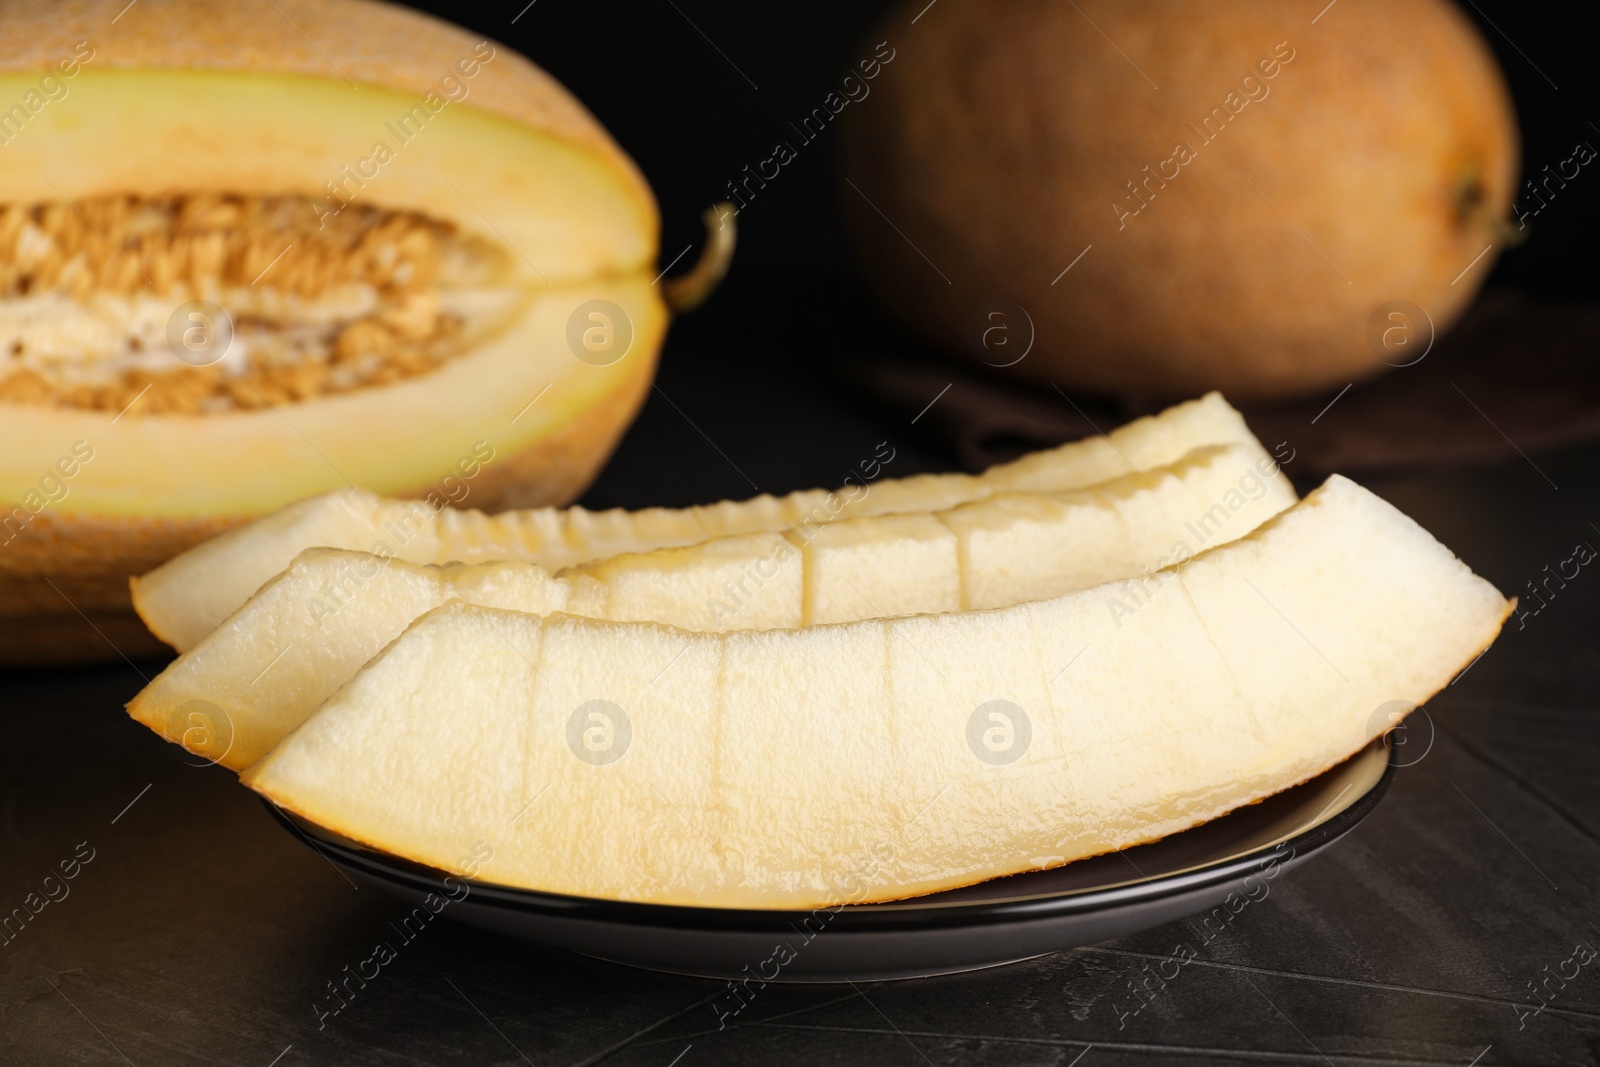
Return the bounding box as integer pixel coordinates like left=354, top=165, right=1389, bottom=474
left=129, top=443, right=1291, bottom=770
left=133, top=392, right=1271, bottom=650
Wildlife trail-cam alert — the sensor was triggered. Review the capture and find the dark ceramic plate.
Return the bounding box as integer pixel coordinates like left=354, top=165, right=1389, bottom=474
left=267, top=737, right=1394, bottom=982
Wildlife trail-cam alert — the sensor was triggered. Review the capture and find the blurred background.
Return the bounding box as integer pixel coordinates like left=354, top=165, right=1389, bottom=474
left=398, top=0, right=1597, bottom=508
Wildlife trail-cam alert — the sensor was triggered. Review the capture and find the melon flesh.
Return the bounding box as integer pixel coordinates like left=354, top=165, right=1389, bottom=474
left=134, top=391, right=1270, bottom=649
left=242, top=476, right=1510, bottom=909
left=0, top=68, right=660, bottom=515
left=129, top=443, right=1293, bottom=770
left=0, top=15, right=670, bottom=665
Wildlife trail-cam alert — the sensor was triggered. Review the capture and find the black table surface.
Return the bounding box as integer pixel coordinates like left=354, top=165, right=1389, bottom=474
left=6, top=1, right=1600, bottom=1062
left=4, top=313, right=1599, bottom=1066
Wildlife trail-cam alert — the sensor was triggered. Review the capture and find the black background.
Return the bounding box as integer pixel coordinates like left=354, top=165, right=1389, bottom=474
left=392, top=0, right=1600, bottom=509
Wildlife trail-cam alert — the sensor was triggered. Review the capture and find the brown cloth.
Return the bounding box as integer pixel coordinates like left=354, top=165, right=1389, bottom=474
left=819, top=284, right=1600, bottom=477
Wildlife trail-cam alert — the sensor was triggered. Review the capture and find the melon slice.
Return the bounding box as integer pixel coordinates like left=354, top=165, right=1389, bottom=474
left=129, top=443, right=1293, bottom=769
left=0, top=0, right=678, bottom=663
left=133, top=391, right=1270, bottom=650
left=242, top=476, right=1510, bottom=909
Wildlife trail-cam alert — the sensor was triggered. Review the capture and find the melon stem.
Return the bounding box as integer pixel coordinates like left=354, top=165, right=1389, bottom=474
left=663, top=202, right=737, bottom=313
left=1489, top=214, right=1529, bottom=248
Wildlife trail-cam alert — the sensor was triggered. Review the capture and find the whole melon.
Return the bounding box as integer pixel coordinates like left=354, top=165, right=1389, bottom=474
left=839, top=0, right=1519, bottom=401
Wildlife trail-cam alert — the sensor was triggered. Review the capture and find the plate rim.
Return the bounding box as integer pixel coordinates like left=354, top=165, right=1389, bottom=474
left=265, top=738, right=1395, bottom=933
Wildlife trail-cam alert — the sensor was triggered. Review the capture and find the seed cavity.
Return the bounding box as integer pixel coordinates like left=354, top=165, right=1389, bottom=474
left=0, top=194, right=515, bottom=415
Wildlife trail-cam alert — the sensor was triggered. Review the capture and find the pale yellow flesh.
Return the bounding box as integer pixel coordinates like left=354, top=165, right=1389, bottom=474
left=134, top=392, right=1268, bottom=649
left=0, top=277, right=661, bottom=516
left=243, top=476, right=1510, bottom=909
left=129, top=443, right=1293, bottom=769
left=0, top=71, right=653, bottom=283
left=557, top=442, right=1293, bottom=626
left=0, top=70, right=660, bottom=516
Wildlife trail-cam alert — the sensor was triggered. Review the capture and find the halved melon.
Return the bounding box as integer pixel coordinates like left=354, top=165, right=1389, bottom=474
left=242, top=476, right=1510, bottom=909
left=133, top=391, right=1270, bottom=649
left=0, top=0, right=670, bottom=662
left=129, top=442, right=1293, bottom=769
